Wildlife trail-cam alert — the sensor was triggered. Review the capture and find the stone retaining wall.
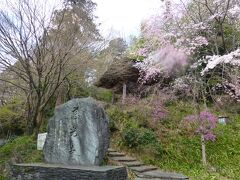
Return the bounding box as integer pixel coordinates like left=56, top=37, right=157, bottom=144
left=10, top=163, right=127, bottom=180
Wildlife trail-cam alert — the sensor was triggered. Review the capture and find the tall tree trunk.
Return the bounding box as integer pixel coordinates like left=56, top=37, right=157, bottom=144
left=55, top=83, right=69, bottom=107
left=34, top=111, right=43, bottom=137
left=26, top=110, right=38, bottom=135
left=26, top=97, right=35, bottom=135
left=201, top=134, right=207, bottom=166
left=55, top=86, right=65, bottom=107
left=122, top=83, right=127, bottom=104
left=26, top=114, right=34, bottom=135
left=55, top=92, right=62, bottom=107
left=26, top=94, right=41, bottom=135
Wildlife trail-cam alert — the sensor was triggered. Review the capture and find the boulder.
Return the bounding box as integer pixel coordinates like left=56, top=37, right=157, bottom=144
left=43, top=97, right=109, bottom=166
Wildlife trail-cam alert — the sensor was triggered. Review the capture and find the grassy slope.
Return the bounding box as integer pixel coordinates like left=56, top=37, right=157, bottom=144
left=107, top=101, right=240, bottom=180
left=0, top=136, right=43, bottom=179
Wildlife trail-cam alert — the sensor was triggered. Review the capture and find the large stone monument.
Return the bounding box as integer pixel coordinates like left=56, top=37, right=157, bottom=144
left=10, top=98, right=127, bottom=180
left=43, top=97, right=109, bottom=165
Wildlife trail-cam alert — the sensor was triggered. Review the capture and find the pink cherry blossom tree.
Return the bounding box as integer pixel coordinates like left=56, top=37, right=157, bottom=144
left=184, top=110, right=217, bottom=166
left=197, top=47, right=240, bottom=102
left=129, top=0, right=240, bottom=85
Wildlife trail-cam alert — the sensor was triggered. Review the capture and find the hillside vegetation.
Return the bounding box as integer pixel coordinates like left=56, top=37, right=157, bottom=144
left=1, top=0, right=240, bottom=179
left=0, top=92, right=240, bottom=179
left=107, top=99, right=240, bottom=179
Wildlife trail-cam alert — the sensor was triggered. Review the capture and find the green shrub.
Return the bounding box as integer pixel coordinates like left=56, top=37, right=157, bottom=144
left=0, top=136, right=43, bottom=178
left=0, top=98, right=25, bottom=136
left=121, top=120, right=158, bottom=148
left=109, top=117, right=118, bottom=132
left=128, top=109, right=151, bottom=128
left=153, top=142, right=165, bottom=158
left=121, top=121, right=139, bottom=148
left=0, top=136, right=42, bottom=163
left=138, top=129, right=157, bottom=146
left=0, top=175, right=6, bottom=180
left=107, top=106, right=134, bottom=131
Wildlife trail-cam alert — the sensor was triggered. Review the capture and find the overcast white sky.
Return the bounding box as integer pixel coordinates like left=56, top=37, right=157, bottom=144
left=0, top=0, right=164, bottom=40
left=93, top=0, right=164, bottom=40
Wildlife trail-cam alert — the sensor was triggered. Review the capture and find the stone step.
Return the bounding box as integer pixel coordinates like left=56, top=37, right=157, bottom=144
left=108, top=148, right=117, bottom=153
left=135, top=178, right=162, bottom=180
left=108, top=152, right=125, bottom=157
left=110, top=156, right=137, bottom=162
left=130, top=165, right=158, bottom=173
left=138, top=170, right=188, bottom=179
left=121, top=161, right=144, bottom=167
left=107, top=148, right=188, bottom=179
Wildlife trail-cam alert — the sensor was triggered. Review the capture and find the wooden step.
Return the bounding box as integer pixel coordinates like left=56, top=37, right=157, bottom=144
left=130, top=165, right=158, bottom=173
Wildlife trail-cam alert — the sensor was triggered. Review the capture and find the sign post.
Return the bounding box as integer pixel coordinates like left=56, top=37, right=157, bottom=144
left=37, top=132, right=47, bottom=150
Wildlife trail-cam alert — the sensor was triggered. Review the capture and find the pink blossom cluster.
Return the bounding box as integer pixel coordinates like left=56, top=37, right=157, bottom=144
left=199, top=49, right=240, bottom=101
left=172, top=76, right=193, bottom=96
left=134, top=45, right=188, bottom=84
left=137, top=47, right=149, bottom=57
left=225, top=81, right=240, bottom=102
left=214, top=79, right=240, bottom=102
left=140, top=2, right=211, bottom=55
left=184, top=111, right=217, bottom=141
left=132, top=1, right=214, bottom=84
left=151, top=98, right=167, bottom=121
left=131, top=0, right=240, bottom=85
left=201, top=49, right=240, bottom=75
left=206, top=0, right=240, bottom=20
left=229, top=5, right=240, bottom=18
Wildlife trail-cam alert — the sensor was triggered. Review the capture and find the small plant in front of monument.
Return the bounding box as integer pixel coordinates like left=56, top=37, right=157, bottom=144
left=184, top=110, right=217, bottom=166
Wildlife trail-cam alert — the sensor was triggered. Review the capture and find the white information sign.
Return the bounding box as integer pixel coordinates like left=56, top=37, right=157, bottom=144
left=37, top=132, right=47, bottom=150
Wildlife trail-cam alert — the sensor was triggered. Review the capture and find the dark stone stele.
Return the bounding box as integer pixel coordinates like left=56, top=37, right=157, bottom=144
left=10, top=163, right=128, bottom=180
left=43, top=97, right=110, bottom=166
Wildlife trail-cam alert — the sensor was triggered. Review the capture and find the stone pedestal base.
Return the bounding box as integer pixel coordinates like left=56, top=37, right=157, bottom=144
left=10, top=163, right=127, bottom=180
